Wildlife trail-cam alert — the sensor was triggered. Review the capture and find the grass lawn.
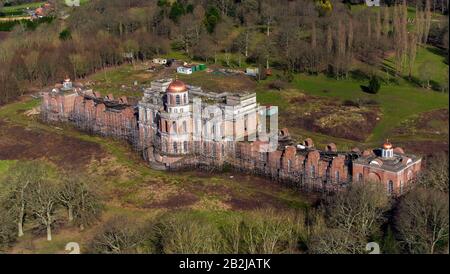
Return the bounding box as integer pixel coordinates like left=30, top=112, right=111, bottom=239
left=291, top=73, right=448, bottom=144
left=411, top=46, right=448, bottom=86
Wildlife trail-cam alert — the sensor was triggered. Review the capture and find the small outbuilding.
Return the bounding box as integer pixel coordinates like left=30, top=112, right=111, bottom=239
left=177, top=66, right=193, bottom=75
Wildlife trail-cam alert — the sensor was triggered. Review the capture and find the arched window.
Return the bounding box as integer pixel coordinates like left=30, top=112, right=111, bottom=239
left=310, top=165, right=315, bottom=178
left=172, top=121, right=177, bottom=133
left=183, top=121, right=187, bottom=133
left=400, top=181, right=404, bottom=194
left=212, top=144, right=217, bottom=157
left=244, top=114, right=248, bottom=131
left=335, top=171, right=340, bottom=182
left=184, top=94, right=187, bottom=104
left=165, top=121, right=168, bottom=132
left=176, top=95, right=181, bottom=105
left=358, top=173, right=363, bottom=182
left=173, top=142, right=178, bottom=153
left=183, top=141, right=188, bottom=153
left=287, top=160, right=292, bottom=172
left=388, top=180, right=394, bottom=195
left=407, top=170, right=413, bottom=182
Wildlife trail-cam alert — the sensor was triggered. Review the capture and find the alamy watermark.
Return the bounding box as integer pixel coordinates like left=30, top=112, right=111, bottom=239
left=190, top=98, right=279, bottom=152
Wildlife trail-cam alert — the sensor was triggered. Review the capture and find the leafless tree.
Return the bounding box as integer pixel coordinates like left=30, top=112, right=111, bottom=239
left=396, top=187, right=449, bottom=254
left=89, top=216, right=146, bottom=254
left=155, top=214, right=224, bottom=254
left=329, top=182, right=390, bottom=239
left=1, top=162, right=47, bottom=238
left=308, top=182, right=390, bottom=254
left=0, top=209, right=16, bottom=250
left=418, top=153, right=449, bottom=193
left=28, top=178, right=58, bottom=241
left=309, top=228, right=366, bottom=254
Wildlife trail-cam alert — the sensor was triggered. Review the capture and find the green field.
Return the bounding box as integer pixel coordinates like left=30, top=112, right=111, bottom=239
left=291, top=74, right=448, bottom=142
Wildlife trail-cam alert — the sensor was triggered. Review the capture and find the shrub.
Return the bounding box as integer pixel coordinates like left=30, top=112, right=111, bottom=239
left=361, top=76, right=381, bottom=94
left=368, top=76, right=381, bottom=94
left=59, top=29, right=72, bottom=41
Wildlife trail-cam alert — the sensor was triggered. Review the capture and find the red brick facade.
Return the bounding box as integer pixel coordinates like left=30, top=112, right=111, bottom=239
left=41, top=80, right=422, bottom=195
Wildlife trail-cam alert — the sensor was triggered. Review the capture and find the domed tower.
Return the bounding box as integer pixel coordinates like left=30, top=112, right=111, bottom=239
left=381, top=139, right=394, bottom=159
left=62, top=77, right=73, bottom=91
left=158, top=79, right=192, bottom=158
left=165, top=79, right=190, bottom=112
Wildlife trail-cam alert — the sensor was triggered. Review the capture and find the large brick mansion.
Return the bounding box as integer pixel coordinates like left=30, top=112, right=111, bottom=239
left=41, top=78, right=422, bottom=195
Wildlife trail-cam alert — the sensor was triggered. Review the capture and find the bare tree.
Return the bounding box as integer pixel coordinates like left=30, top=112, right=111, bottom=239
left=156, top=214, right=224, bottom=254
left=418, top=153, right=449, bottom=193
left=309, top=228, right=366, bottom=254
left=89, top=216, right=146, bottom=254
left=396, top=187, right=449, bottom=254
left=261, top=0, right=278, bottom=37
left=0, top=209, right=16, bottom=250
left=28, top=179, right=58, bottom=241
left=407, top=33, right=418, bottom=79
left=1, top=162, right=47, bottom=238
left=309, top=182, right=390, bottom=254
left=327, top=182, right=390, bottom=241
left=418, top=60, right=435, bottom=88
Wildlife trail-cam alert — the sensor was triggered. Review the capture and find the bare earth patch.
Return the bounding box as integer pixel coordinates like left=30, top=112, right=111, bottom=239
left=284, top=93, right=380, bottom=141
left=392, top=109, right=449, bottom=138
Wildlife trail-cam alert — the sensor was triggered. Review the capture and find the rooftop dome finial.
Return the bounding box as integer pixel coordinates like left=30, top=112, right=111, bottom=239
left=383, top=139, right=392, bottom=149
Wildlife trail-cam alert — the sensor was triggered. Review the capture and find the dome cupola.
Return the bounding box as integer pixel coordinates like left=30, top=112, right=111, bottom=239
left=165, top=78, right=189, bottom=110
left=167, top=79, right=187, bottom=93
left=381, top=139, right=394, bottom=158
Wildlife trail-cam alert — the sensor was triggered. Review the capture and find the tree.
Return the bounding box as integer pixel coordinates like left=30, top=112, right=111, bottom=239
left=73, top=177, right=102, bottom=231
left=28, top=178, right=58, bottom=241
left=177, top=14, right=196, bottom=55
left=329, top=182, right=389, bottom=238
left=69, top=53, right=89, bottom=79
left=309, top=228, right=366, bottom=254
left=417, top=153, right=449, bottom=193
left=155, top=213, right=224, bottom=254
left=89, top=216, right=146, bottom=254
left=57, top=175, right=81, bottom=223
left=1, top=161, right=47, bottom=238
left=418, top=60, right=435, bottom=88
left=311, top=182, right=390, bottom=254
left=396, top=187, right=449, bottom=254
left=261, top=0, right=278, bottom=37
left=407, top=33, right=418, bottom=79
left=0, top=209, right=16, bottom=251
left=205, top=6, right=220, bottom=33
